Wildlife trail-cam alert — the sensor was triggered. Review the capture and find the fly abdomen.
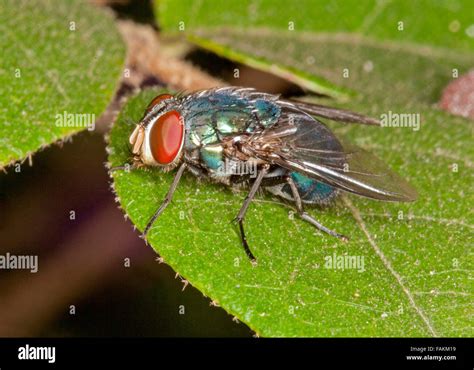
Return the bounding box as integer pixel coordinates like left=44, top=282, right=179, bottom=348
left=265, top=171, right=337, bottom=205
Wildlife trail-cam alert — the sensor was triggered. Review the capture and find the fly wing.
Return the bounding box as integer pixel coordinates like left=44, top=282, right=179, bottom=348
left=248, top=113, right=417, bottom=202
left=279, top=99, right=381, bottom=126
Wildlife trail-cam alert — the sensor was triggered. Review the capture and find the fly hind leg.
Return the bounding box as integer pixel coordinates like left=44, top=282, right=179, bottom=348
left=286, top=176, right=348, bottom=241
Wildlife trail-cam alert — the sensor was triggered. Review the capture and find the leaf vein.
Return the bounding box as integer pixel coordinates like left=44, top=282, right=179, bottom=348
left=343, top=196, right=438, bottom=337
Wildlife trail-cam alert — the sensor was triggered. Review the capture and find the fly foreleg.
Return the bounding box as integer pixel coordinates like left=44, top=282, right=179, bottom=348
left=142, top=163, right=187, bottom=239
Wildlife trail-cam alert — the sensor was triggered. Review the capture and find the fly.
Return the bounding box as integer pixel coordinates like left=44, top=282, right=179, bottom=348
left=114, top=87, right=418, bottom=263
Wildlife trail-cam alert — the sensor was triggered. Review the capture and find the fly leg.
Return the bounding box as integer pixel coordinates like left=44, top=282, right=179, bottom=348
left=142, top=163, right=187, bottom=239
left=286, top=176, right=348, bottom=241
left=234, top=164, right=270, bottom=263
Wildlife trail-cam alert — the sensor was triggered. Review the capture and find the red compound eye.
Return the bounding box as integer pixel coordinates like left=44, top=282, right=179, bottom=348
left=146, top=93, right=174, bottom=113
left=149, top=110, right=184, bottom=165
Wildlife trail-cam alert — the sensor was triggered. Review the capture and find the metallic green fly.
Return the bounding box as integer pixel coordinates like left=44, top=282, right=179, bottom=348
left=116, top=87, right=417, bottom=262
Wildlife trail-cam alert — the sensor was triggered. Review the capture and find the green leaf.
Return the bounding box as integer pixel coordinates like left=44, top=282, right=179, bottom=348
left=109, top=84, right=472, bottom=337
left=157, top=0, right=474, bottom=53
left=0, top=0, right=125, bottom=168
left=156, top=0, right=474, bottom=97
left=107, top=1, right=473, bottom=336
